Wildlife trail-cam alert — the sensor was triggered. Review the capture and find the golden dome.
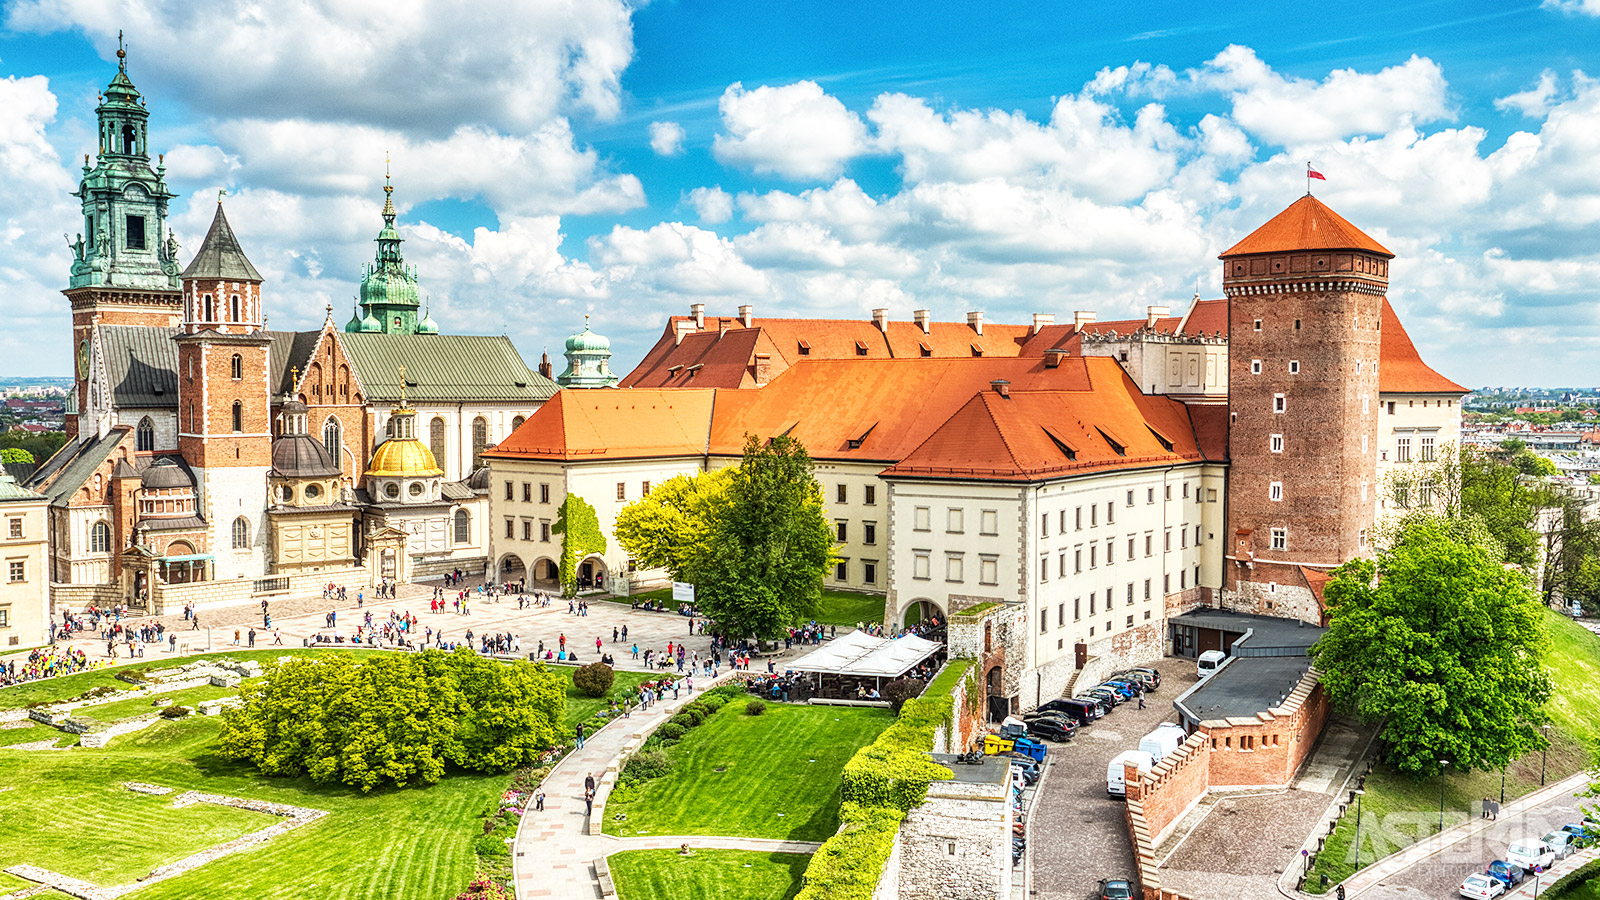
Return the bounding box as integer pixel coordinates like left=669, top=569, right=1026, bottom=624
left=366, top=437, right=443, bottom=478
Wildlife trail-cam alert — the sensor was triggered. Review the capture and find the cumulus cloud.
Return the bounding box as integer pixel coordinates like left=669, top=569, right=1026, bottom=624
left=712, top=81, right=868, bottom=179
left=685, top=186, right=734, bottom=223
left=1542, top=0, right=1600, bottom=15
left=1495, top=70, right=1562, bottom=118
left=649, top=120, right=686, bottom=156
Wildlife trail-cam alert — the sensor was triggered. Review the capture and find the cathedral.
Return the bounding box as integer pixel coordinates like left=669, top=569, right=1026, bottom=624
left=26, top=54, right=561, bottom=613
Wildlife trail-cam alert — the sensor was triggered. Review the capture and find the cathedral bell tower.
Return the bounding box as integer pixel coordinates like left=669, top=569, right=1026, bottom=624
left=64, top=38, right=183, bottom=436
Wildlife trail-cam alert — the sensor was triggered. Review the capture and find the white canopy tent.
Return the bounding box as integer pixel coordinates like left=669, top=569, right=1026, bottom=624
left=789, top=631, right=944, bottom=679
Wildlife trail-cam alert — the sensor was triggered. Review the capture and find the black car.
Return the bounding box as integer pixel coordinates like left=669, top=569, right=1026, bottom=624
left=1035, top=698, right=1098, bottom=724
left=1099, top=879, right=1135, bottom=900
left=1026, top=718, right=1074, bottom=742
left=1024, top=712, right=1078, bottom=736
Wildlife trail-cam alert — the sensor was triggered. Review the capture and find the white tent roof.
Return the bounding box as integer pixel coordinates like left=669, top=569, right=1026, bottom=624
left=789, top=631, right=943, bottom=678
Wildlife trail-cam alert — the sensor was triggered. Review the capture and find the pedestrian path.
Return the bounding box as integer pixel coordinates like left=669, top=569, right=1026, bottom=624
left=512, top=670, right=749, bottom=900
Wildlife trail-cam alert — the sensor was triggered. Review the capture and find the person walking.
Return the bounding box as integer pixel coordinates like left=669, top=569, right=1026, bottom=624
left=575, top=722, right=585, bottom=749
left=534, top=789, right=544, bottom=811
left=247, top=628, right=256, bottom=648
left=585, top=772, right=596, bottom=795
left=584, top=787, right=594, bottom=817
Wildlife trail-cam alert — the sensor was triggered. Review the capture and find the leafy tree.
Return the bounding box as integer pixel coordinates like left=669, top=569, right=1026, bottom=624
left=1458, top=445, right=1552, bottom=569
left=0, top=447, right=33, bottom=464
left=0, top=431, right=64, bottom=466
left=572, top=661, right=615, bottom=698
left=550, top=493, right=605, bottom=597
left=613, top=467, right=736, bottom=578
left=1510, top=450, right=1559, bottom=477
left=692, top=435, right=834, bottom=639
left=1310, top=516, right=1552, bottom=777
left=1543, top=502, right=1600, bottom=612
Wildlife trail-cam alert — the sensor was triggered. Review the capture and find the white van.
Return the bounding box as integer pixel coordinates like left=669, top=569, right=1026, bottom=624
left=1197, top=650, right=1227, bottom=680
left=1139, top=724, right=1187, bottom=762
left=1107, top=749, right=1155, bottom=798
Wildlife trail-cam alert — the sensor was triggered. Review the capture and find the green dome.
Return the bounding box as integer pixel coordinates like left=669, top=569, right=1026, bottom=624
left=565, top=322, right=610, bottom=353
left=344, top=305, right=365, bottom=333
left=360, top=263, right=420, bottom=309
left=359, top=311, right=382, bottom=333
left=416, top=307, right=440, bottom=335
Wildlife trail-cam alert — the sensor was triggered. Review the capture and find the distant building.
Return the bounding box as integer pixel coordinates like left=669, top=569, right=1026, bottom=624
left=0, top=475, right=49, bottom=648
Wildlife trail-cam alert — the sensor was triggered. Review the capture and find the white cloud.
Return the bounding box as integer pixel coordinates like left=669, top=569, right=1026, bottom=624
left=1495, top=70, right=1562, bottom=118
left=649, top=121, right=686, bottom=156
left=685, top=186, right=733, bottom=224
left=712, top=81, right=868, bottom=180
left=1543, top=0, right=1600, bottom=15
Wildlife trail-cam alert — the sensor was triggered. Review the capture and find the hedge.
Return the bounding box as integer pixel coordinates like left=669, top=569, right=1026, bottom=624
left=1543, top=857, right=1600, bottom=899
left=794, top=802, right=905, bottom=899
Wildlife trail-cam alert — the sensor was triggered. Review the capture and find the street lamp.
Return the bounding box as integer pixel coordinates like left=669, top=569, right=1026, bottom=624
left=1439, top=760, right=1450, bottom=834
left=1352, top=789, right=1367, bottom=872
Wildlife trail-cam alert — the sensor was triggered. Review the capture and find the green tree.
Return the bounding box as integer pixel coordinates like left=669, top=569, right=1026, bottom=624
left=1510, top=450, right=1559, bottom=477
left=551, top=493, right=606, bottom=597
left=1310, top=516, right=1552, bottom=777
left=0, top=447, right=33, bottom=464
left=613, top=467, right=735, bottom=578
left=1458, top=445, right=1551, bottom=568
left=0, top=430, right=65, bottom=466
left=1543, top=501, right=1600, bottom=612
left=693, top=434, right=834, bottom=639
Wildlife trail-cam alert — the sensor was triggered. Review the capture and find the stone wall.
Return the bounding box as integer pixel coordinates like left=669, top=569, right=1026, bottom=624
left=1222, top=571, right=1320, bottom=623
left=151, top=565, right=369, bottom=615
left=50, top=581, right=124, bottom=613
left=894, top=776, right=1012, bottom=900
left=933, top=662, right=982, bottom=755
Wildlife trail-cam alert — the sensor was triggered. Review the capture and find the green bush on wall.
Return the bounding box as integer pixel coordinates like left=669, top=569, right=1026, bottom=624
left=657, top=722, right=687, bottom=741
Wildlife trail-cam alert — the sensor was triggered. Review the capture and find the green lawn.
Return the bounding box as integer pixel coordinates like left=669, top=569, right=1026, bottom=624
left=609, top=848, right=810, bottom=900
left=608, top=587, right=885, bottom=628
left=1307, top=608, right=1600, bottom=891
left=603, top=699, right=892, bottom=842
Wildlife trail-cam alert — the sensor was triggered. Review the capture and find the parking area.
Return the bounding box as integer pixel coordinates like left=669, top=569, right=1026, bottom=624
left=1029, top=657, right=1195, bottom=900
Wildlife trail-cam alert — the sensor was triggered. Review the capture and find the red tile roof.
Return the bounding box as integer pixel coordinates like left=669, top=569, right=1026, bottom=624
left=1179, top=299, right=1227, bottom=337
left=484, top=389, right=715, bottom=461
left=1379, top=300, right=1467, bottom=395
left=1221, top=195, right=1393, bottom=258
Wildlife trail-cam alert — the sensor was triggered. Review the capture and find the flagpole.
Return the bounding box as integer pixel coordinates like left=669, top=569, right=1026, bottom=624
left=1306, top=162, right=1310, bottom=195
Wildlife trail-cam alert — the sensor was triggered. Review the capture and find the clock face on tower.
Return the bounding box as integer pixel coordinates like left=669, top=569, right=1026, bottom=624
left=77, top=340, right=90, bottom=379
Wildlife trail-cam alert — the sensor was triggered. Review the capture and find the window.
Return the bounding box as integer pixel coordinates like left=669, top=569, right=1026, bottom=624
left=229, top=295, right=240, bottom=322
left=430, top=417, right=447, bottom=468
left=1271, top=528, right=1287, bottom=551
left=231, top=401, right=243, bottom=433
left=1074, top=548, right=1083, bottom=573
left=1127, top=583, right=1134, bottom=605
left=1074, top=597, right=1081, bottom=620
left=505, top=518, right=514, bottom=539
left=454, top=509, right=470, bottom=544
left=1289, top=360, right=1300, bottom=375
left=1107, top=540, right=1115, bottom=564
left=864, top=522, right=876, bottom=545
left=0, top=607, right=6, bottom=626
left=913, top=551, right=931, bottom=580
left=1195, top=525, right=1202, bottom=545
left=1164, top=529, right=1172, bottom=552
left=6, top=518, right=19, bottom=540
left=540, top=483, right=550, bottom=504
left=1421, top=436, right=1436, bottom=462
left=522, top=520, right=532, bottom=541
left=1059, top=552, right=1066, bottom=577
left=512, top=415, right=525, bottom=431
left=1090, top=544, right=1097, bottom=568
left=90, top=521, right=111, bottom=553
left=230, top=354, right=243, bottom=380
left=1273, top=393, right=1286, bottom=413
left=1059, top=603, right=1065, bottom=627
left=1147, top=488, right=1155, bottom=504
left=1164, top=573, right=1170, bottom=592
left=1250, top=359, right=1262, bottom=375
left=1040, top=609, right=1049, bottom=634
left=541, top=522, right=551, bottom=542
left=505, top=482, right=514, bottom=501
left=979, top=556, right=998, bottom=585
left=1089, top=593, right=1097, bottom=615
left=1397, top=437, right=1412, bottom=462
left=914, top=507, right=930, bottom=531
left=136, top=416, right=155, bottom=452
left=1041, top=513, right=1050, bottom=536
left=946, top=554, right=964, bottom=582
left=1270, top=482, right=1284, bottom=501
left=1253, top=318, right=1262, bottom=331
left=7, top=560, right=22, bottom=583
left=1363, top=395, right=1369, bottom=414
left=616, top=482, right=626, bottom=501
left=1106, top=502, right=1114, bottom=524
left=642, top=481, right=651, bottom=495
left=833, top=559, right=848, bottom=580
left=836, top=521, right=848, bottom=542
left=1040, top=557, right=1049, bottom=583
left=1387, top=401, right=1396, bottom=415
left=1126, top=490, right=1135, bottom=507
left=837, top=484, right=847, bottom=504
left=231, top=517, right=250, bottom=550
left=1181, top=527, right=1188, bottom=549
left=1359, top=528, right=1369, bottom=548
left=1395, top=485, right=1411, bottom=508
left=203, top=295, right=214, bottom=321
left=1165, top=485, right=1171, bottom=500
left=1127, top=615, right=1135, bottom=627
left=1419, top=480, right=1435, bottom=506
left=1127, top=536, right=1135, bottom=558
left=864, top=485, right=876, bottom=505
left=323, top=417, right=341, bottom=460
left=1144, top=535, right=1153, bottom=557
left=1270, top=433, right=1283, bottom=453
left=863, top=561, right=877, bottom=584
left=981, top=510, right=998, bottom=535
left=471, top=416, right=488, bottom=464
left=1180, top=570, right=1187, bottom=589
left=1090, top=504, right=1098, bottom=527
left=125, top=214, right=146, bottom=250
left=1075, top=507, right=1083, bottom=530
left=522, top=483, right=532, bottom=503
left=946, top=508, right=964, bottom=533
left=1144, top=578, right=1151, bottom=599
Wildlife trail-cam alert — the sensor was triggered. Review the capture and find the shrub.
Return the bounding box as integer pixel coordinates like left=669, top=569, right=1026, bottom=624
left=670, top=713, right=696, bottom=729
left=745, top=698, right=767, bottom=716
left=680, top=707, right=706, bottom=726
left=622, top=749, right=674, bottom=782
left=685, top=701, right=711, bottom=718
left=572, top=662, right=615, bottom=698
left=657, top=722, right=687, bottom=741
left=883, top=677, right=922, bottom=714
left=706, top=683, right=745, bottom=699
left=699, top=695, right=727, bottom=712
left=608, top=780, right=642, bottom=803
left=159, top=705, right=191, bottom=719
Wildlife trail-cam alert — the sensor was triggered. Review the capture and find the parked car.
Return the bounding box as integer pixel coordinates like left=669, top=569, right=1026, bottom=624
left=1023, top=711, right=1080, bottom=732
left=1506, top=840, right=1556, bottom=872
left=1562, top=822, right=1598, bottom=847
left=1485, top=860, right=1524, bottom=888
left=1026, top=718, right=1075, bottom=743
left=1460, top=873, right=1506, bottom=900
left=1106, top=750, right=1155, bottom=797
left=1039, top=698, right=1099, bottom=725
left=1129, top=666, right=1162, bottom=689
left=1115, top=670, right=1159, bottom=692
left=1100, top=681, right=1140, bottom=699
left=1084, top=688, right=1121, bottom=709
left=1541, top=831, right=1576, bottom=859
left=1139, top=723, right=1187, bottom=761
left=1080, top=694, right=1114, bottom=715
left=1197, top=649, right=1227, bottom=680
left=1098, top=879, right=1135, bottom=900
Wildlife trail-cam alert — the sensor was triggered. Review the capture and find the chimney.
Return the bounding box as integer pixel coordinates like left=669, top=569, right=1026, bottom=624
left=872, top=308, right=889, bottom=333
left=991, top=379, right=1010, bottom=398
left=738, top=304, right=754, bottom=327
left=1043, top=349, right=1066, bottom=369
left=753, top=353, right=772, bottom=385
left=673, top=320, right=695, bottom=345
left=1074, top=310, right=1097, bottom=330
left=691, top=303, right=705, bottom=329
left=1032, top=313, right=1055, bottom=335
left=1146, top=305, right=1171, bottom=329
left=967, top=310, right=984, bottom=335
left=913, top=309, right=931, bottom=334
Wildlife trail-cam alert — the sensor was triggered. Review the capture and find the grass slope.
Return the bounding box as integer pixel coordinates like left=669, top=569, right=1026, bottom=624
left=1307, top=609, right=1600, bottom=891
left=603, top=700, right=892, bottom=842
left=609, top=849, right=810, bottom=900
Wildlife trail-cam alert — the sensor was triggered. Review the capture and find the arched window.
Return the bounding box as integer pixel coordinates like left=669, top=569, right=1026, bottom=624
left=230, top=295, right=241, bottom=322
left=203, top=295, right=214, bottom=321
left=230, top=354, right=242, bottom=380
left=231, top=517, right=250, bottom=549
left=430, top=417, right=447, bottom=468
left=136, top=416, right=155, bottom=452
left=512, top=415, right=526, bottom=431
left=454, top=509, right=470, bottom=544
left=121, top=123, right=136, bottom=154
left=472, top=416, right=488, bottom=464
left=323, top=417, right=341, bottom=461
left=231, top=401, right=243, bottom=433
left=90, top=520, right=111, bottom=553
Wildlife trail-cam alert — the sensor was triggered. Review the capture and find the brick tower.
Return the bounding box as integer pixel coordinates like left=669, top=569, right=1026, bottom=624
left=64, top=42, right=183, bottom=436
left=1221, top=195, right=1392, bottom=622
left=175, top=203, right=272, bottom=579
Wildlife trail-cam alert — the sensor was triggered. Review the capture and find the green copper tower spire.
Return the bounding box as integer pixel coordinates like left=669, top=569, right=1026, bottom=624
left=347, top=162, right=427, bottom=334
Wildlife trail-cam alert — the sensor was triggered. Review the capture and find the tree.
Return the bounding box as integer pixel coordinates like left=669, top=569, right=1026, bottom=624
left=0, top=447, right=33, bottom=464
left=550, top=494, right=605, bottom=597
left=1542, top=501, right=1600, bottom=612
left=613, top=467, right=736, bottom=578
left=1510, top=450, right=1559, bottom=478
left=1310, top=516, right=1552, bottom=777
left=692, top=435, right=834, bottom=639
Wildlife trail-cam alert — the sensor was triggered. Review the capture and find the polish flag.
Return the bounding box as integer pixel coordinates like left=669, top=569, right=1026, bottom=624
left=1307, top=164, right=1326, bottom=181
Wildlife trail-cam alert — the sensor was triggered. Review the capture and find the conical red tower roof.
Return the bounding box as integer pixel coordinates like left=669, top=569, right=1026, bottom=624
left=1221, top=195, right=1392, bottom=258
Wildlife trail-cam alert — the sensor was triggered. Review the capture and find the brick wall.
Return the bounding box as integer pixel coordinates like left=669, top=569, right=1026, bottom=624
left=1202, top=673, right=1330, bottom=790
left=1127, top=731, right=1212, bottom=844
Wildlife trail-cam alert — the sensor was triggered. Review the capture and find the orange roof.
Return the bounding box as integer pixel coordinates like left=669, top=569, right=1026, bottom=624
left=1179, top=299, right=1227, bottom=337
left=1379, top=299, right=1467, bottom=395
left=1221, top=195, right=1393, bottom=258
left=484, top=389, right=715, bottom=461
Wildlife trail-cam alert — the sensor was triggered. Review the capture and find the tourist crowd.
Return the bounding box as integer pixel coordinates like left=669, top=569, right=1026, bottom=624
left=0, top=646, right=104, bottom=686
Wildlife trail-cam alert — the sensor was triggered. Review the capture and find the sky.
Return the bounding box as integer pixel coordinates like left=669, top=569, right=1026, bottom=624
left=1, top=1, right=1599, bottom=387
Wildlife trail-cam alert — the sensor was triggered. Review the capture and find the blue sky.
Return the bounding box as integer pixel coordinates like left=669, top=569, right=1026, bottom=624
left=1, top=0, right=1598, bottom=385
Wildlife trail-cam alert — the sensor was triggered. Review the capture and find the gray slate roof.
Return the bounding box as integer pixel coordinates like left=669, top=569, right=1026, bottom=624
left=102, top=326, right=181, bottom=408
left=182, top=204, right=262, bottom=282
left=28, top=428, right=126, bottom=508
left=339, top=333, right=557, bottom=403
